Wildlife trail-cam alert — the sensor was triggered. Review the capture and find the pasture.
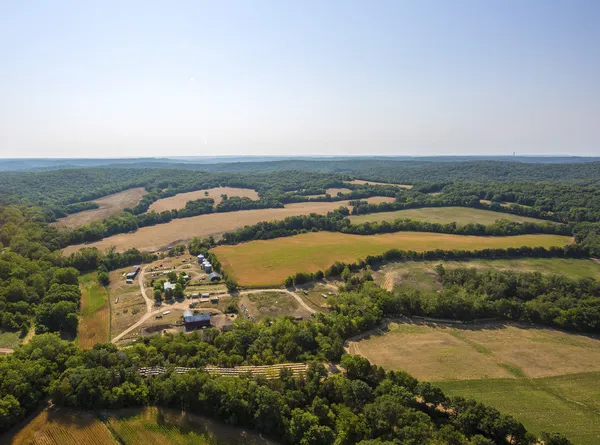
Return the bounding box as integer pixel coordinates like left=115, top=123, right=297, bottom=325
left=62, top=197, right=392, bottom=254
left=325, top=187, right=352, bottom=195
left=148, top=186, right=260, bottom=212
left=77, top=273, right=110, bottom=348
left=345, top=179, right=413, bottom=188
left=212, top=231, right=572, bottom=287
left=241, top=291, right=310, bottom=321
left=348, top=206, right=555, bottom=225
left=438, top=373, right=600, bottom=445
left=348, top=321, right=600, bottom=443
left=51, top=187, right=147, bottom=228
left=373, top=257, right=600, bottom=292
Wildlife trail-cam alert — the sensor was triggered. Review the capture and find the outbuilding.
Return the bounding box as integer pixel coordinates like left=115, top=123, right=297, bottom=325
left=183, top=312, right=211, bottom=330
left=208, top=272, right=221, bottom=282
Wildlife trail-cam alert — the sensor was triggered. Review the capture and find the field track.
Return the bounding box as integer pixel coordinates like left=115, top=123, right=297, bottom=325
left=148, top=186, right=259, bottom=212
left=62, top=197, right=393, bottom=254
left=213, top=231, right=572, bottom=287
left=51, top=187, right=147, bottom=228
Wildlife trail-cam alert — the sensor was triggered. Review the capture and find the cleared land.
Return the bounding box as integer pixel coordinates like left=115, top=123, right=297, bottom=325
left=3, top=407, right=277, bottom=445
left=349, top=321, right=600, bottom=444
left=346, top=179, right=413, bottom=189
left=349, top=206, right=555, bottom=225
left=0, top=330, right=20, bottom=349
left=240, top=291, right=311, bottom=321
left=109, top=268, right=146, bottom=340
left=325, top=187, right=352, bottom=195
left=213, top=231, right=572, bottom=287
left=62, top=197, right=392, bottom=255
left=78, top=273, right=110, bottom=348
left=439, top=373, right=600, bottom=445
left=148, top=186, right=260, bottom=212
left=51, top=187, right=147, bottom=228
left=373, top=258, right=600, bottom=293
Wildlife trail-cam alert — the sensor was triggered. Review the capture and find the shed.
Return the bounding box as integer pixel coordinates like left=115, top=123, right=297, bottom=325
left=183, top=310, right=193, bottom=318
left=126, top=278, right=134, bottom=284
left=208, top=272, right=221, bottom=282
left=183, top=313, right=211, bottom=330
left=163, top=282, right=176, bottom=292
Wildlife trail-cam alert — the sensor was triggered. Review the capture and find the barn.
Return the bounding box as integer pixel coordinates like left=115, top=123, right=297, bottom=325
left=208, top=272, right=221, bottom=282
left=183, top=312, right=211, bottom=330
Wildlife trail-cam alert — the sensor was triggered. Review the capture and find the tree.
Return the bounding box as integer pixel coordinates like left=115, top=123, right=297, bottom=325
left=341, top=266, right=352, bottom=282
left=98, top=270, right=110, bottom=286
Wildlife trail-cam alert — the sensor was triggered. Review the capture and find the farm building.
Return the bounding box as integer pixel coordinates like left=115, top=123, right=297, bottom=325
left=208, top=272, right=221, bottom=282
left=203, top=263, right=213, bottom=273
left=183, top=312, right=211, bottom=330
left=197, top=254, right=205, bottom=263
left=163, top=282, right=175, bottom=292
left=125, top=278, right=134, bottom=284
left=126, top=265, right=141, bottom=280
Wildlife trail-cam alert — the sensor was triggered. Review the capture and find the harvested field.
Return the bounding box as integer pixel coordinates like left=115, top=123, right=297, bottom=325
left=374, top=258, right=600, bottom=293
left=325, top=187, right=352, bottom=195
left=4, top=408, right=116, bottom=445
left=212, top=231, right=572, bottom=287
left=439, top=373, right=600, bottom=445
left=62, top=197, right=390, bottom=254
left=148, top=186, right=259, bottom=212
left=51, top=187, right=147, bottom=228
left=348, top=321, right=600, bottom=381
left=346, top=179, right=412, bottom=188
left=78, top=273, right=110, bottom=348
left=349, top=206, right=555, bottom=225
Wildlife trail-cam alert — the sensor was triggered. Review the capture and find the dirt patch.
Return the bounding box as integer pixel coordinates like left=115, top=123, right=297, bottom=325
left=62, top=197, right=389, bottom=254
left=148, top=187, right=260, bottom=213
left=51, top=187, right=147, bottom=228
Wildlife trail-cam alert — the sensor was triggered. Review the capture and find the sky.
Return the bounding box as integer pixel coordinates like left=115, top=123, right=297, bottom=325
left=0, top=0, right=599, bottom=158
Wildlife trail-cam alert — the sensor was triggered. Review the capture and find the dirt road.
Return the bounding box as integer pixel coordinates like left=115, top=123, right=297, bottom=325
left=0, top=348, right=14, bottom=354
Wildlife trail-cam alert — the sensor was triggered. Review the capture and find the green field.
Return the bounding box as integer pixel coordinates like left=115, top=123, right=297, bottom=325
left=212, top=231, right=572, bottom=287
left=349, top=206, right=555, bottom=225
left=77, top=272, right=110, bottom=348
left=438, top=373, right=600, bottom=445
left=374, top=257, right=600, bottom=292
left=0, top=330, right=20, bottom=349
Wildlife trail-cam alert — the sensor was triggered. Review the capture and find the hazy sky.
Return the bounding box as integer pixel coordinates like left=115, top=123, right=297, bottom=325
left=1, top=0, right=599, bottom=158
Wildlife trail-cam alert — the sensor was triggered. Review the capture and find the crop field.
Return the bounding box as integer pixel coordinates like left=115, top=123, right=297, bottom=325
left=325, top=187, right=352, bottom=195
left=438, top=373, right=600, bottom=445
left=345, top=179, right=413, bottom=188
left=212, top=231, right=572, bottom=287
left=349, top=321, right=600, bottom=443
left=51, top=187, right=147, bottom=228
left=78, top=273, right=110, bottom=348
left=349, top=206, right=555, bottom=225
left=3, top=407, right=278, bottom=445
left=62, top=197, right=392, bottom=254
left=148, top=186, right=260, bottom=212
left=373, top=257, right=600, bottom=292
left=240, top=291, right=311, bottom=321
left=4, top=408, right=116, bottom=445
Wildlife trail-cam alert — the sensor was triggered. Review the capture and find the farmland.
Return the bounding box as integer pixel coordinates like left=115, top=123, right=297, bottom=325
left=62, top=197, right=394, bottom=254
left=345, top=179, right=413, bottom=188
left=240, top=291, right=311, bottom=321
left=349, top=321, right=600, bottom=444
left=373, top=257, right=600, bottom=292
left=213, top=231, right=572, bottom=287
left=77, top=273, right=110, bottom=348
left=109, top=268, right=146, bottom=340
left=51, top=187, right=147, bottom=228
left=2, top=407, right=278, bottom=445
left=349, top=206, right=555, bottom=225
left=148, top=186, right=260, bottom=212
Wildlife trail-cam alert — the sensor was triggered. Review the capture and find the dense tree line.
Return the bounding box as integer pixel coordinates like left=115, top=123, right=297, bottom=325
left=0, top=281, right=571, bottom=443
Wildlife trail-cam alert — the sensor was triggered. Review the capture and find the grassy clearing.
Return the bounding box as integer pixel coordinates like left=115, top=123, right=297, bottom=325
left=348, top=322, right=600, bottom=380
left=241, top=292, right=310, bottom=321
left=4, top=408, right=116, bottom=445
left=374, top=258, right=600, bottom=293
left=148, top=186, right=260, bottom=212
left=213, top=231, right=572, bottom=287
left=78, top=273, right=110, bottom=348
left=438, top=373, right=600, bottom=445
left=62, top=197, right=390, bottom=255
left=0, top=330, right=20, bottom=349
left=51, top=187, right=147, bottom=229
left=349, top=206, right=555, bottom=225
left=345, top=179, right=413, bottom=189
left=106, top=406, right=277, bottom=445
left=109, top=268, right=145, bottom=340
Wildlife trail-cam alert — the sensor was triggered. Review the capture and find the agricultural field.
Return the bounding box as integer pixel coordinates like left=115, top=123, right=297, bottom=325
left=348, top=206, right=555, bottom=225
left=109, top=268, right=146, bottom=340
left=373, top=257, right=600, bottom=292
left=345, top=179, right=413, bottom=188
left=148, top=186, right=260, bottom=212
left=62, top=197, right=393, bottom=254
left=4, top=408, right=116, bottom=445
left=240, top=291, right=311, bottom=321
left=2, top=407, right=278, bottom=445
left=325, top=187, right=352, bottom=195
left=78, top=273, right=110, bottom=348
left=348, top=321, right=600, bottom=444
left=51, top=187, right=147, bottom=228
left=438, top=373, right=600, bottom=445
left=213, top=231, right=572, bottom=287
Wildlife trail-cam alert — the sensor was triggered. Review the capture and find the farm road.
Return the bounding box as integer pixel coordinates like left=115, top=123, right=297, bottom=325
left=0, top=348, right=13, bottom=354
